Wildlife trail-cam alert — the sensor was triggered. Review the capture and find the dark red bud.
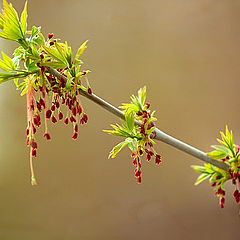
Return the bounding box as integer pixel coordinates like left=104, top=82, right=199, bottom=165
left=72, top=107, right=77, bottom=116
left=70, top=116, right=76, bottom=123
left=155, top=154, right=162, bottom=164
left=26, top=128, right=29, bottom=135
left=77, top=106, right=82, bottom=114
left=149, top=151, right=154, bottom=156
left=51, top=105, right=55, bottom=111
left=48, top=33, right=54, bottom=39
left=37, top=102, right=42, bottom=112
left=39, top=98, right=45, bottom=108
left=46, top=110, right=52, bottom=119
left=40, top=54, right=44, bottom=59
left=72, top=132, right=78, bottom=140
left=84, top=114, right=88, bottom=123
left=58, top=112, right=63, bottom=120
left=56, top=102, right=60, bottom=108
left=51, top=116, right=57, bottom=123
left=64, top=118, right=69, bottom=125
left=31, top=141, right=37, bottom=149
left=74, top=124, right=78, bottom=132
left=34, top=115, right=41, bottom=127
left=88, top=88, right=92, bottom=95
left=135, top=169, right=141, bottom=177
left=234, top=190, right=239, bottom=197
left=49, top=41, right=54, bottom=46
left=137, top=177, right=142, bottom=184
left=33, top=125, right=36, bottom=134
left=132, top=158, right=137, bottom=166
left=80, top=119, right=84, bottom=124
left=146, top=154, right=151, bottom=161
left=32, top=148, right=37, bottom=157
left=43, top=132, right=51, bottom=140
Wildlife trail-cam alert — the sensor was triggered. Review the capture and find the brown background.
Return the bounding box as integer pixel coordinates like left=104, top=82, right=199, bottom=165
left=0, top=0, right=240, bottom=239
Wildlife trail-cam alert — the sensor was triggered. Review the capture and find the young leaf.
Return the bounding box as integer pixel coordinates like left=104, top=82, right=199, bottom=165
left=126, top=137, right=138, bottom=154
left=191, top=165, right=207, bottom=173
left=20, top=1, right=27, bottom=36
left=207, top=150, right=228, bottom=160
left=138, top=86, right=146, bottom=107
left=75, top=40, right=88, bottom=62
left=194, top=173, right=211, bottom=185
left=125, top=109, right=134, bottom=132
left=108, top=140, right=129, bottom=159
left=0, top=51, right=15, bottom=71
left=0, top=0, right=27, bottom=42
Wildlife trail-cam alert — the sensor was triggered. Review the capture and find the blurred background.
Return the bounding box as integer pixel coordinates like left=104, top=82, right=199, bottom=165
left=0, top=0, right=240, bottom=239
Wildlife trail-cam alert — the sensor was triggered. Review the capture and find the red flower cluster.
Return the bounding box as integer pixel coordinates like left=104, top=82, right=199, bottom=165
left=130, top=101, right=162, bottom=184
left=25, top=42, right=91, bottom=184
left=229, top=169, right=240, bottom=204
left=131, top=144, right=162, bottom=184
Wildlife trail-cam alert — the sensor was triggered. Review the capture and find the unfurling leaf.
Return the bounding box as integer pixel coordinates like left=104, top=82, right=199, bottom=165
left=108, top=140, right=129, bottom=159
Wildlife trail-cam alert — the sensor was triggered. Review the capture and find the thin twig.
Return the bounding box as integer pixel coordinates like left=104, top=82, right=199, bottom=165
left=46, top=67, right=229, bottom=171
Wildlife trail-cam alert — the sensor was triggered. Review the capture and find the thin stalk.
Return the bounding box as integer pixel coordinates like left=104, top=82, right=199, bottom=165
left=46, top=67, right=229, bottom=171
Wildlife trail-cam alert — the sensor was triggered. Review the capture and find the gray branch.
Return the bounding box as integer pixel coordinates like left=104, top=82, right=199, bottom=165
left=46, top=67, right=229, bottom=171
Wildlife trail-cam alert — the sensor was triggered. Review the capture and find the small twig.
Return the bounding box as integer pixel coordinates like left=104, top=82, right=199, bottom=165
left=46, top=67, right=229, bottom=171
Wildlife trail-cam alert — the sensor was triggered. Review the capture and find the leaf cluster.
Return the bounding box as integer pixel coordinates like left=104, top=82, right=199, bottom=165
left=104, top=87, right=157, bottom=158
left=191, top=164, right=228, bottom=191
left=0, top=0, right=90, bottom=97
left=192, top=126, right=240, bottom=201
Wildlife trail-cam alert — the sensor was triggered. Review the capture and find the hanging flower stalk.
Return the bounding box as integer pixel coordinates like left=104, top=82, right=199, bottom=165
left=0, top=0, right=92, bottom=184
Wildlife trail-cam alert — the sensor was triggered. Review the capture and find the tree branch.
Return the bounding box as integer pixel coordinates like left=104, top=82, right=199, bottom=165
left=46, top=67, right=229, bottom=171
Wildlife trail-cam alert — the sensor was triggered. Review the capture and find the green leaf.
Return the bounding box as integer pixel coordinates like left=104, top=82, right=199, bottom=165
left=125, top=110, right=134, bottom=131
left=41, top=61, right=67, bottom=69
left=191, top=165, right=207, bottom=173
left=138, top=86, right=146, bottom=106
left=209, top=172, right=218, bottom=183
left=207, top=149, right=229, bottom=160
left=75, top=40, right=88, bottom=63
left=20, top=85, right=28, bottom=95
left=103, top=124, right=132, bottom=138
left=126, top=137, right=138, bottom=154
left=0, top=0, right=27, bottom=42
left=119, top=103, right=139, bottom=113
left=0, top=51, right=15, bottom=72
left=108, top=140, right=129, bottom=159
left=20, top=1, right=27, bottom=35
left=0, top=70, right=38, bottom=85
left=43, top=45, right=66, bottom=65
left=194, top=173, right=211, bottom=185
left=217, top=125, right=235, bottom=156
left=66, top=76, right=74, bottom=88
left=211, top=145, right=231, bottom=155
